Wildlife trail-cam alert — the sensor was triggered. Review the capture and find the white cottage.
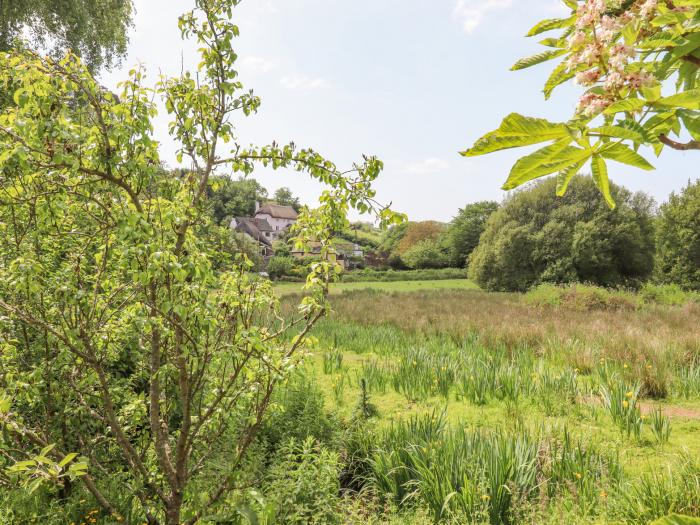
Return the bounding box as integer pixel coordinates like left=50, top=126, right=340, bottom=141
left=254, top=203, right=298, bottom=240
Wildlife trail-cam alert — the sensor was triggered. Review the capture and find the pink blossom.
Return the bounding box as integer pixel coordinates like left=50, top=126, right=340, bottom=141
left=609, top=44, right=636, bottom=69
left=580, top=43, right=602, bottom=65
left=576, top=93, right=612, bottom=117
left=576, top=69, right=602, bottom=86
left=569, top=31, right=587, bottom=49
left=640, top=0, right=658, bottom=18
left=604, top=71, right=625, bottom=91
left=626, top=71, right=656, bottom=89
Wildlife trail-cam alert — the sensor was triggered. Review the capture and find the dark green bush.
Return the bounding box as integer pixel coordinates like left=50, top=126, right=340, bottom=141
left=469, top=176, right=655, bottom=292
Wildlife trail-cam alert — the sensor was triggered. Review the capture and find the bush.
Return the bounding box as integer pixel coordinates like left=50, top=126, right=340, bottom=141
left=261, top=374, right=338, bottom=451
left=265, top=437, right=342, bottom=525
left=524, top=284, right=641, bottom=311
left=401, top=239, right=449, bottom=269
left=469, top=176, right=655, bottom=292
left=641, top=283, right=700, bottom=306
left=267, top=255, right=295, bottom=279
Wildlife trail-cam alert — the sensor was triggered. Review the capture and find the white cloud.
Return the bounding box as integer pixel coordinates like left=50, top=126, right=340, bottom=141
left=280, top=75, right=329, bottom=90
left=403, top=158, right=451, bottom=176
left=240, top=56, right=276, bottom=73
left=453, top=0, right=512, bottom=33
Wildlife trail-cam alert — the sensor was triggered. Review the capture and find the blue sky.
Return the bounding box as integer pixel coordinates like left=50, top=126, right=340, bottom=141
left=101, top=0, right=698, bottom=222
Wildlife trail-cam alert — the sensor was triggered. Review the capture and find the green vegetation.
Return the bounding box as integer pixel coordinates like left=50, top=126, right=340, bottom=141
left=0, top=0, right=402, bottom=523
left=0, top=0, right=133, bottom=71
left=469, top=176, right=655, bottom=292
left=463, top=0, right=700, bottom=204
left=274, top=288, right=700, bottom=524
left=275, top=278, right=478, bottom=297
left=656, top=180, right=700, bottom=291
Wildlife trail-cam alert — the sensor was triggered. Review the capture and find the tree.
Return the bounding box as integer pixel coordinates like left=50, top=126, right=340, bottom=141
left=273, top=186, right=301, bottom=211
left=395, top=221, right=446, bottom=255
left=402, top=239, right=450, bottom=269
left=655, top=179, right=700, bottom=290
left=0, top=0, right=133, bottom=71
left=445, top=201, right=499, bottom=267
left=0, top=0, right=402, bottom=523
left=206, top=174, right=268, bottom=225
left=462, top=0, right=700, bottom=206
left=468, top=176, right=655, bottom=291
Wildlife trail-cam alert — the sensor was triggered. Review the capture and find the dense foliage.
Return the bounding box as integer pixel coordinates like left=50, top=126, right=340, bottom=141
left=0, top=0, right=133, bottom=71
left=206, top=174, right=268, bottom=225
left=469, top=176, right=655, bottom=291
left=463, top=0, right=700, bottom=205
left=444, top=201, right=500, bottom=267
left=273, top=186, right=302, bottom=211
left=0, top=1, right=401, bottom=523
left=656, top=179, right=700, bottom=290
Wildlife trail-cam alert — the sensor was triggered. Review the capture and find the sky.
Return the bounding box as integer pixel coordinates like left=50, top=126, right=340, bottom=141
left=100, top=0, right=699, bottom=222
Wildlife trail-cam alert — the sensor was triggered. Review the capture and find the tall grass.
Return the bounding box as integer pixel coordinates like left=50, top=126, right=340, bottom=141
left=367, top=413, right=621, bottom=524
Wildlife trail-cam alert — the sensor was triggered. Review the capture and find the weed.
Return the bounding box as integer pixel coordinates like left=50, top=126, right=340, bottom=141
left=649, top=409, right=671, bottom=446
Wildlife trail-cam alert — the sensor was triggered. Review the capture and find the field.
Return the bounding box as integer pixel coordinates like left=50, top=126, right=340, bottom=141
left=274, top=278, right=479, bottom=296
left=277, top=285, right=700, bottom=524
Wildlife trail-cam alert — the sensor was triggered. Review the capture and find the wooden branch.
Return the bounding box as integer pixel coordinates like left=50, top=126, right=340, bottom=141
left=659, top=134, right=700, bottom=151
left=681, top=54, right=700, bottom=67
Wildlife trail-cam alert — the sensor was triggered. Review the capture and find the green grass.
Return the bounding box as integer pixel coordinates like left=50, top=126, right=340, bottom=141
left=280, top=288, right=700, bottom=524
left=274, top=278, right=480, bottom=296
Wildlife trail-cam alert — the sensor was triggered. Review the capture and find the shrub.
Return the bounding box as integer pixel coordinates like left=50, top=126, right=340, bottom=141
left=267, top=255, right=295, bottom=279
left=524, top=284, right=640, bottom=311
left=265, top=437, right=342, bottom=525
left=261, top=374, right=338, bottom=451
left=401, top=239, right=449, bottom=269
left=641, top=284, right=699, bottom=306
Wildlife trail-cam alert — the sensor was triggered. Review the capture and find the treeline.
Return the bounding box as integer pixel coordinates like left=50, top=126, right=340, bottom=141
left=380, top=176, right=700, bottom=293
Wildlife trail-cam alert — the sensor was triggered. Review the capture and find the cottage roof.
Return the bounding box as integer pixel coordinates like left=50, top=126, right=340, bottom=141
left=256, top=203, right=298, bottom=220
left=234, top=217, right=273, bottom=246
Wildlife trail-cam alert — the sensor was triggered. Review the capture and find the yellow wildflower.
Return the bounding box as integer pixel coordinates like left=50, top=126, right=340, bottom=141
left=623, top=400, right=629, bottom=408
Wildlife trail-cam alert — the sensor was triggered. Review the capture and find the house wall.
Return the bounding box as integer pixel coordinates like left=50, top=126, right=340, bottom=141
left=255, top=214, right=295, bottom=237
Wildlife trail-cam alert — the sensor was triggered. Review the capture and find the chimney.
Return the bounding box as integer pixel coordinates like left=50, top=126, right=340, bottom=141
left=255, top=201, right=260, bottom=214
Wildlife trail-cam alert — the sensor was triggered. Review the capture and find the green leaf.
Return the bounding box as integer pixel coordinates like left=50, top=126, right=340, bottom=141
left=461, top=113, right=570, bottom=157
left=538, top=38, right=567, bottom=48
left=591, top=125, right=646, bottom=143
left=40, top=444, right=56, bottom=458
left=621, top=20, right=640, bottom=45
left=526, top=16, right=575, bottom=37
left=651, top=11, right=692, bottom=27
left=591, top=155, right=615, bottom=209
left=655, top=89, right=700, bottom=110
left=680, top=112, right=700, bottom=140
left=599, top=143, right=655, bottom=170
left=543, top=61, right=584, bottom=100
left=59, top=453, right=78, bottom=468
left=650, top=515, right=700, bottom=525
left=556, top=159, right=588, bottom=196
left=511, top=49, right=567, bottom=71
left=604, top=98, right=647, bottom=115
left=503, top=139, right=589, bottom=190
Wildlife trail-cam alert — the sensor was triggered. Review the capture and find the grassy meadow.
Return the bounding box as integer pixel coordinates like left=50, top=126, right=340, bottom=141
left=274, top=278, right=479, bottom=296
left=276, top=283, right=700, bottom=524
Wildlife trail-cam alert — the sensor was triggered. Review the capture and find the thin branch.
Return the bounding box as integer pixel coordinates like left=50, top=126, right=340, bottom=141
left=659, top=134, right=700, bottom=151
